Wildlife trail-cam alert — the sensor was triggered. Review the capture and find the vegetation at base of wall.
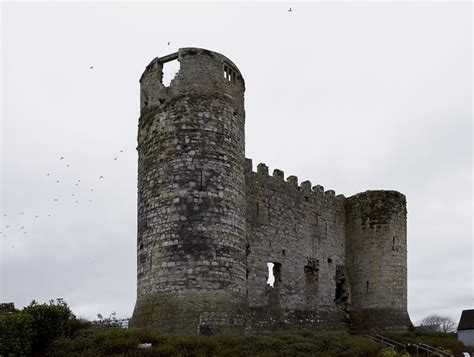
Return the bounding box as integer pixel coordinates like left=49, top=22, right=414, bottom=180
left=386, top=331, right=469, bottom=356
left=50, top=329, right=383, bottom=356
left=0, top=299, right=469, bottom=357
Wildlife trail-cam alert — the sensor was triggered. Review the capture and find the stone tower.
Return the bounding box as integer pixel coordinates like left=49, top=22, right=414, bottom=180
left=345, top=191, right=411, bottom=331
left=130, top=48, right=248, bottom=334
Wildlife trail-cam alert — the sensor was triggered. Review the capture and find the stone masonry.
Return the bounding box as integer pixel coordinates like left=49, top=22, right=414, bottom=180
left=130, top=48, right=411, bottom=334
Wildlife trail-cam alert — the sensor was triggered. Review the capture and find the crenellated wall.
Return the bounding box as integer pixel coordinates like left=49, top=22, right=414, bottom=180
left=244, top=159, right=349, bottom=332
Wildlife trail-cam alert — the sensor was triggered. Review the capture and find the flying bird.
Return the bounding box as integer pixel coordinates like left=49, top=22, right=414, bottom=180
left=60, top=156, right=64, bottom=160
left=75, top=183, right=79, bottom=186
left=91, top=189, right=94, bottom=192
left=114, top=158, right=117, bottom=161
left=72, top=194, right=75, bottom=196
left=90, top=66, right=94, bottom=69
left=5, top=225, right=10, bottom=228
left=56, top=180, right=60, bottom=183
left=20, top=212, right=24, bottom=215
left=75, top=200, right=78, bottom=204
left=46, top=173, right=50, bottom=176
left=20, top=226, right=24, bottom=230
left=288, top=7, right=292, bottom=12
left=48, top=214, right=51, bottom=217
left=35, top=215, right=38, bottom=218
left=53, top=198, right=59, bottom=201
left=66, top=164, right=70, bottom=167
left=167, top=42, right=170, bottom=45
left=120, top=150, right=123, bottom=153
left=99, top=176, right=104, bottom=179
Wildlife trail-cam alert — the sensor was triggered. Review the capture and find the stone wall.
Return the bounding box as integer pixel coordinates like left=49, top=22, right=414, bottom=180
left=244, top=160, right=348, bottom=332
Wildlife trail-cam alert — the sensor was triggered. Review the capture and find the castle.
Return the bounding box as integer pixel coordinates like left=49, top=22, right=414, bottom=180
left=130, top=48, right=411, bottom=334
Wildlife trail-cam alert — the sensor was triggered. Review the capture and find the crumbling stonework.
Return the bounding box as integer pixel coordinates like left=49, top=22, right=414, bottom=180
left=130, top=48, right=411, bottom=334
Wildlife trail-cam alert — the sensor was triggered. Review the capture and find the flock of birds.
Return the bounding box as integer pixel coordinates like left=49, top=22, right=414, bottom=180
left=1, top=7, right=297, bottom=247
left=1, top=149, right=129, bottom=248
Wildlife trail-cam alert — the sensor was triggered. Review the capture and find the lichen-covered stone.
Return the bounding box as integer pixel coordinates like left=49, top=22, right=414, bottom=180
left=130, top=48, right=410, bottom=335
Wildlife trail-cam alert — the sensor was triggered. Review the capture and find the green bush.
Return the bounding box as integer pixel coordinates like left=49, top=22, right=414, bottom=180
left=22, top=298, right=77, bottom=352
left=0, top=311, right=34, bottom=356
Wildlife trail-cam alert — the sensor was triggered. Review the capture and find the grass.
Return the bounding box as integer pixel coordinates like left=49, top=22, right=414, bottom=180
left=49, top=329, right=383, bottom=356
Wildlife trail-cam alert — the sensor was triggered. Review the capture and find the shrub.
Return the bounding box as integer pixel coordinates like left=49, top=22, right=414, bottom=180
left=0, top=311, right=34, bottom=356
left=22, top=298, right=76, bottom=352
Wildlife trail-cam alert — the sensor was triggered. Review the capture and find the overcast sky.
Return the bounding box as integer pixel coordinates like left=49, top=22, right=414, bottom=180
left=1, top=1, right=472, bottom=326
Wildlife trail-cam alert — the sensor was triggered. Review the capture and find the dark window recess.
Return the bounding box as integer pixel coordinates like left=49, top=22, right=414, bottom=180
left=304, top=259, right=319, bottom=286
left=256, top=202, right=259, bottom=216
left=392, top=236, right=396, bottom=250
left=327, top=258, right=333, bottom=264
left=273, top=262, right=282, bottom=287
left=366, top=281, right=370, bottom=293
left=199, top=169, right=204, bottom=191
left=282, top=249, right=286, bottom=256
left=305, top=196, right=309, bottom=202
left=334, top=265, right=348, bottom=304
left=139, top=243, right=144, bottom=250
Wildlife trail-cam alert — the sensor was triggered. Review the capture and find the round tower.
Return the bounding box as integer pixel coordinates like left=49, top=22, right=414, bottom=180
left=345, top=190, right=411, bottom=332
left=130, top=48, right=247, bottom=334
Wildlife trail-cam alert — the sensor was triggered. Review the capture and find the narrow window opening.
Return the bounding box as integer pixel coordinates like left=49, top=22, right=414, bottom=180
left=327, top=258, right=332, bottom=264
left=392, top=236, right=396, bottom=250
left=267, top=262, right=282, bottom=288
left=267, top=262, right=275, bottom=287
left=305, top=196, right=309, bottom=202
left=282, top=249, right=286, bottom=256
left=223, top=63, right=235, bottom=82
left=144, top=101, right=148, bottom=106
left=162, top=59, right=180, bottom=87
left=139, top=243, right=144, bottom=250
left=366, top=281, right=370, bottom=293
left=199, top=169, right=203, bottom=191
left=256, top=202, right=259, bottom=216
left=304, top=259, right=319, bottom=286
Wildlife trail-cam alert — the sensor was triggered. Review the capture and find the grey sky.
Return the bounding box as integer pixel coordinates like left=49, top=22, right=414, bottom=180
left=1, top=2, right=472, bottom=325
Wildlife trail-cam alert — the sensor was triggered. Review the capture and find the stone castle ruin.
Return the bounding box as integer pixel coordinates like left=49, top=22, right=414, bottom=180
left=130, top=48, right=411, bottom=334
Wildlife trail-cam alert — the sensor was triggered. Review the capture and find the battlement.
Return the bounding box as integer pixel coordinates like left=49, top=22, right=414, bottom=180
left=245, top=158, right=344, bottom=206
